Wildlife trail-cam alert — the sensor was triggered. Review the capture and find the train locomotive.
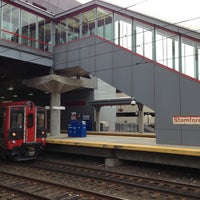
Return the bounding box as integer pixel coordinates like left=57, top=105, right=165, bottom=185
left=0, top=101, right=47, bottom=161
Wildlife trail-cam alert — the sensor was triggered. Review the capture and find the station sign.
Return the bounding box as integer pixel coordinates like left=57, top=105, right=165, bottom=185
left=45, top=106, right=65, bottom=110
left=173, top=116, right=200, bottom=124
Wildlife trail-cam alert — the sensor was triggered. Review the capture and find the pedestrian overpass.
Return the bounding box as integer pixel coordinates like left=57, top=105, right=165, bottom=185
left=53, top=1, right=200, bottom=147
left=0, top=0, right=200, bottom=146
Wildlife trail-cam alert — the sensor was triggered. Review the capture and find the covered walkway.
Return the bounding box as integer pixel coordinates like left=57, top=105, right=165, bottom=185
left=54, top=1, right=200, bottom=147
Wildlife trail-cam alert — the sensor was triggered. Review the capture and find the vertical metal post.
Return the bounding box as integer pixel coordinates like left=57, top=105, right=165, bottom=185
left=80, top=13, right=82, bottom=38
left=95, top=7, right=98, bottom=35
left=66, top=18, right=68, bottom=42
left=137, top=103, right=144, bottom=133
left=195, top=47, right=199, bottom=79
left=178, top=34, right=182, bottom=73
left=132, top=19, right=136, bottom=52
left=152, top=25, right=156, bottom=61
left=35, top=16, right=39, bottom=49
left=95, top=106, right=101, bottom=131
left=172, top=38, right=176, bottom=70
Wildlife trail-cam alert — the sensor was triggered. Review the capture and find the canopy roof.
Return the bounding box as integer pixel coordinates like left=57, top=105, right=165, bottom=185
left=77, top=0, right=200, bottom=33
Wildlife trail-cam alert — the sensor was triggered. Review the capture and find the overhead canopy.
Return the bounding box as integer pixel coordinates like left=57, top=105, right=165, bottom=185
left=89, top=97, right=134, bottom=107
left=23, top=74, right=84, bottom=93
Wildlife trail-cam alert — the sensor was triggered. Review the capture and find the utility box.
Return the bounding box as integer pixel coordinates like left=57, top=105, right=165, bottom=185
left=68, top=120, right=87, bottom=137
left=68, top=112, right=87, bottom=137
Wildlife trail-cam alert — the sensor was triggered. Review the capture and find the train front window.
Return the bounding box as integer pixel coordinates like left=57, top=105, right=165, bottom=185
left=37, top=111, right=45, bottom=129
left=10, top=107, right=24, bottom=129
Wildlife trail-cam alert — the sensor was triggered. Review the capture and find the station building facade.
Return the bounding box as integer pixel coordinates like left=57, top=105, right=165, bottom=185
left=1, top=0, right=200, bottom=146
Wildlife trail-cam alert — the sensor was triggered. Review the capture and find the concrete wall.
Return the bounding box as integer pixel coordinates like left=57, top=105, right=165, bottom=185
left=54, top=35, right=200, bottom=147
left=61, top=89, right=94, bottom=130
left=94, top=79, right=116, bottom=131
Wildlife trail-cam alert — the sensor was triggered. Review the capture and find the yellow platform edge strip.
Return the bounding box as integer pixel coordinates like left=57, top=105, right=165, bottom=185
left=46, top=138, right=200, bottom=157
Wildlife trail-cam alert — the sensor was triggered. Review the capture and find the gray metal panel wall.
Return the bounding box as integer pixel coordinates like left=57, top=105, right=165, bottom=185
left=54, top=36, right=200, bottom=146
left=0, top=40, right=53, bottom=67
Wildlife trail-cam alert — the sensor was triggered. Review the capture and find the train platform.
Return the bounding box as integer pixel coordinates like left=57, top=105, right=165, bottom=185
left=46, top=132, right=200, bottom=169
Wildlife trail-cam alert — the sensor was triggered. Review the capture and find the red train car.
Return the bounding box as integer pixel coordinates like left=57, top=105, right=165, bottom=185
left=0, top=101, right=47, bottom=161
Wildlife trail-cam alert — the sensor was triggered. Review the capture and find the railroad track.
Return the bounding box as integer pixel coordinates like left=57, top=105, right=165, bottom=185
left=0, top=164, right=123, bottom=200
left=33, top=160, right=200, bottom=200
left=0, top=160, right=199, bottom=199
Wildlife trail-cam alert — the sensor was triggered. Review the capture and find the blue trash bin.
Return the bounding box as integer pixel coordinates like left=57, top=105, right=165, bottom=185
left=68, top=120, right=87, bottom=137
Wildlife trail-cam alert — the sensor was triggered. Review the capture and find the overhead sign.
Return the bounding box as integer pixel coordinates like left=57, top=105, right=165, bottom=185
left=45, top=106, right=65, bottom=110
left=173, top=116, right=200, bottom=124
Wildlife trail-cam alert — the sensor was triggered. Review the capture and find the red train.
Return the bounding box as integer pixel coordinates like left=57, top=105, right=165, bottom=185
left=0, top=101, right=47, bottom=161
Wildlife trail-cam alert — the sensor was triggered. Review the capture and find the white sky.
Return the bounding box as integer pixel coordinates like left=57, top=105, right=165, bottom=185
left=77, top=0, right=200, bottom=32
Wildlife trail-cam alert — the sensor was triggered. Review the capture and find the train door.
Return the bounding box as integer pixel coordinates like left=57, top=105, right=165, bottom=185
left=25, top=102, right=36, bottom=143
left=0, top=108, right=6, bottom=147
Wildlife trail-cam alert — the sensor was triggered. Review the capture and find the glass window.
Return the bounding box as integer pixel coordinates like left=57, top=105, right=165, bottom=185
left=37, top=109, right=45, bottom=129
left=67, top=15, right=80, bottom=42
left=174, top=40, right=179, bottom=71
left=114, top=14, right=132, bottom=50
left=55, top=19, right=67, bottom=45
left=136, top=22, right=153, bottom=59
left=82, top=9, right=96, bottom=38
left=197, top=48, right=200, bottom=80
left=38, top=17, right=52, bottom=51
left=1, top=3, right=14, bottom=41
left=38, top=17, right=45, bottom=50
left=21, top=11, right=36, bottom=48
left=0, top=1, right=52, bottom=52
left=182, top=39, right=195, bottom=78
left=10, top=6, right=20, bottom=43
left=97, top=7, right=113, bottom=41
left=10, top=107, right=24, bottom=129
left=44, top=20, right=52, bottom=51
left=156, top=29, right=179, bottom=70
left=104, top=11, right=113, bottom=41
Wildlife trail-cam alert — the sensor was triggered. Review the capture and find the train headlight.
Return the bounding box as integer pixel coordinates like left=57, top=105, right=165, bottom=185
left=12, top=132, right=16, bottom=137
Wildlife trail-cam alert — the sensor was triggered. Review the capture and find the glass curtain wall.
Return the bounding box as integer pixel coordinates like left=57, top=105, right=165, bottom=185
left=55, top=5, right=200, bottom=81
left=1, top=1, right=200, bottom=81
left=65, top=7, right=113, bottom=42
left=0, top=0, right=52, bottom=52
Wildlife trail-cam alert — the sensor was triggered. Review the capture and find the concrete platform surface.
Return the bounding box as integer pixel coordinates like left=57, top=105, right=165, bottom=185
left=46, top=134, right=200, bottom=157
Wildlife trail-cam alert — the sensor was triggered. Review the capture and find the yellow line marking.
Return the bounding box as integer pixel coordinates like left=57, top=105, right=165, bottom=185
left=46, top=138, right=200, bottom=157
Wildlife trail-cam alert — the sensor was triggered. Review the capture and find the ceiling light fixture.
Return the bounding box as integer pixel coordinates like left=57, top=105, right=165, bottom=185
left=7, top=86, right=14, bottom=91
